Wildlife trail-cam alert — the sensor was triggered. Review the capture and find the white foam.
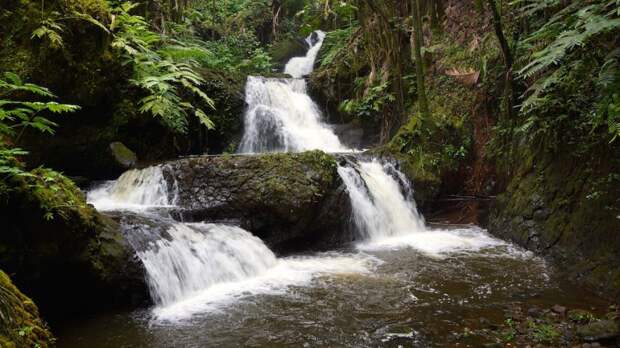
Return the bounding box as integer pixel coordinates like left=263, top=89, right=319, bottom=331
left=284, top=31, right=326, bottom=78
left=152, top=252, right=378, bottom=322
left=238, top=77, right=348, bottom=153
left=87, top=166, right=176, bottom=212
left=338, top=160, right=426, bottom=240
left=357, top=226, right=532, bottom=259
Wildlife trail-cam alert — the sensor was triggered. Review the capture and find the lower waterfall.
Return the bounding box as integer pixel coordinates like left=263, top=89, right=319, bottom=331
left=337, top=160, right=426, bottom=240
left=137, top=223, right=278, bottom=307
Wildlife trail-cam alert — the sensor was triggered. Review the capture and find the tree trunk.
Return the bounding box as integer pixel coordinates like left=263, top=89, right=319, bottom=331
left=487, top=0, right=515, bottom=119
left=412, top=0, right=430, bottom=119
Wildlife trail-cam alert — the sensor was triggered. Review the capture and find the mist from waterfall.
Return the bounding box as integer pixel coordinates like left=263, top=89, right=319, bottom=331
left=137, top=223, right=279, bottom=306
left=83, top=28, right=510, bottom=324
left=86, top=165, right=377, bottom=322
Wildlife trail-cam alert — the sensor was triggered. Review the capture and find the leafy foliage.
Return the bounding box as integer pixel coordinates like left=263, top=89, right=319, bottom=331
left=515, top=0, right=620, bottom=145
left=31, top=17, right=65, bottom=49
left=0, top=72, right=79, bottom=178
left=340, top=80, right=395, bottom=119
left=111, top=2, right=215, bottom=133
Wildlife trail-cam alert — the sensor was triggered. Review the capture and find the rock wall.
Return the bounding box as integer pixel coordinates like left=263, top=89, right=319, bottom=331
left=162, top=151, right=355, bottom=252
left=488, top=150, right=620, bottom=298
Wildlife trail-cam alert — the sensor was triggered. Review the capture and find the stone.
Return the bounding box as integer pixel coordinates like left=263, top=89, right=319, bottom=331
left=552, top=305, right=567, bottom=316
left=161, top=151, right=355, bottom=252
left=0, top=170, right=148, bottom=317
left=577, top=320, right=620, bottom=342
left=0, top=270, right=54, bottom=348
left=109, top=141, right=137, bottom=168
left=528, top=306, right=543, bottom=317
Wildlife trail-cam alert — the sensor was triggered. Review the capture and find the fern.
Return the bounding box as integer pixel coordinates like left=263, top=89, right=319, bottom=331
left=0, top=73, right=79, bottom=177
left=110, top=3, right=215, bottom=133
left=31, top=17, right=65, bottom=49
left=519, top=5, right=620, bottom=79
left=0, top=281, right=18, bottom=337
left=516, top=0, right=620, bottom=144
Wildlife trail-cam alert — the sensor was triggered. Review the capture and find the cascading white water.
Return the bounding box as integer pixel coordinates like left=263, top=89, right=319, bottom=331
left=337, top=159, right=509, bottom=256
left=238, top=31, right=348, bottom=154
left=138, top=223, right=278, bottom=306
left=284, top=31, right=326, bottom=78
left=88, top=164, right=376, bottom=321
left=337, top=160, right=426, bottom=240
left=239, top=77, right=347, bottom=153
left=87, top=166, right=177, bottom=211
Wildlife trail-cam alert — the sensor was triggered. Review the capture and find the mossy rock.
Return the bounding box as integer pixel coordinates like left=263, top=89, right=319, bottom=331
left=488, top=146, right=620, bottom=298
left=109, top=141, right=137, bottom=168
left=269, top=35, right=308, bottom=69
left=163, top=151, right=353, bottom=252
left=0, top=168, right=148, bottom=318
left=0, top=270, right=54, bottom=348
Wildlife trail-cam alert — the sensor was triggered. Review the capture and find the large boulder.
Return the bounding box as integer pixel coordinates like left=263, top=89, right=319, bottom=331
left=163, top=151, right=355, bottom=252
left=0, top=168, right=148, bottom=318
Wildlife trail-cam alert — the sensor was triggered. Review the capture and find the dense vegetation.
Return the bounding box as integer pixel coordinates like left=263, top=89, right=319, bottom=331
left=0, top=0, right=618, bottom=346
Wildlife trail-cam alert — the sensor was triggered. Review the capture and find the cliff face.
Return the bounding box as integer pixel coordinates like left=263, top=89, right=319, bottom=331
left=488, top=148, right=620, bottom=298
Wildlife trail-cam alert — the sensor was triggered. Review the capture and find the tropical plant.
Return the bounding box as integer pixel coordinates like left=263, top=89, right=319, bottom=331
left=111, top=2, right=215, bottom=133
left=0, top=72, right=80, bottom=178
left=515, top=0, right=620, bottom=143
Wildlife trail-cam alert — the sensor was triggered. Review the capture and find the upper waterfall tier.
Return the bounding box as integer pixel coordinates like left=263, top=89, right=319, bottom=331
left=284, top=30, right=326, bottom=78
left=239, top=30, right=350, bottom=154
left=238, top=77, right=348, bottom=153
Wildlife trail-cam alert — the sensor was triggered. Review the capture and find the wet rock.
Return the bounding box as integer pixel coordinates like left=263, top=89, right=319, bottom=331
left=479, top=317, right=491, bottom=327
left=269, top=36, right=309, bottom=70
left=577, top=320, right=620, bottom=342
left=109, top=141, right=137, bottom=168
left=528, top=306, right=543, bottom=318
left=0, top=270, right=54, bottom=348
left=553, top=305, right=568, bottom=316
left=0, top=170, right=148, bottom=317
left=163, top=151, right=355, bottom=252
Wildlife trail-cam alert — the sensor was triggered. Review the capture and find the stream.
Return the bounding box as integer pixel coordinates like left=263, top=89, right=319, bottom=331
left=54, top=31, right=607, bottom=347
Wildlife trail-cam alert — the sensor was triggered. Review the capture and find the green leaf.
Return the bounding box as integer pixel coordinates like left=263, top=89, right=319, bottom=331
left=195, top=109, right=215, bottom=129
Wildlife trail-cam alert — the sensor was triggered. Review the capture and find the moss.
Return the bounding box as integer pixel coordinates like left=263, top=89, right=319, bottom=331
left=489, top=146, right=620, bottom=297
left=109, top=141, right=137, bottom=167
left=269, top=35, right=308, bottom=68
left=0, top=270, right=54, bottom=348
left=63, top=0, right=110, bottom=19
left=252, top=151, right=338, bottom=205
left=0, top=168, right=147, bottom=315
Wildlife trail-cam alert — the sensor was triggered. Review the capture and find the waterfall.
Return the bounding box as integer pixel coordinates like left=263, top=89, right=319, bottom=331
left=137, top=223, right=278, bottom=306
left=87, top=166, right=177, bottom=211
left=337, top=160, right=426, bottom=240
left=238, top=31, right=347, bottom=153
left=284, top=31, right=326, bottom=78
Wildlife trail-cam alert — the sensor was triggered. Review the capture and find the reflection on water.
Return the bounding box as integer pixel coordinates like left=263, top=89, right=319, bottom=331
left=54, top=226, right=606, bottom=348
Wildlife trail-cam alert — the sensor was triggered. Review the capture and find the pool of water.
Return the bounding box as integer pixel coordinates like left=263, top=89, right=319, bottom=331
left=53, top=226, right=606, bottom=347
